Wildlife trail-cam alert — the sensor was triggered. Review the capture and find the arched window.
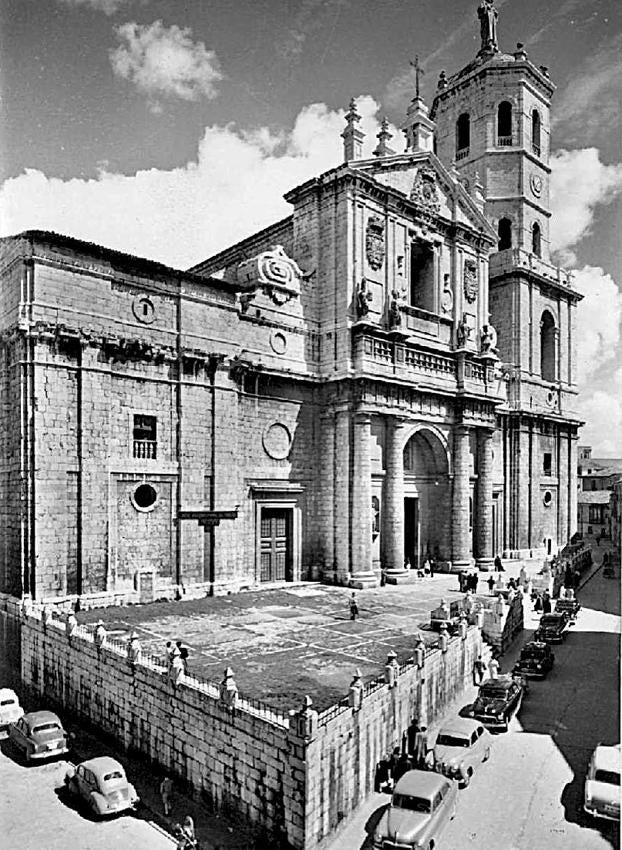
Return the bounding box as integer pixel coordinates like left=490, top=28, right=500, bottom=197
left=456, top=113, right=470, bottom=158
left=498, top=217, right=512, bottom=251
left=497, top=101, right=512, bottom=144
left=540, top=310, right=556, bottom=381
left=532, top=110, right=541, bottom=155
left=532, top=222, right=542, bottom=257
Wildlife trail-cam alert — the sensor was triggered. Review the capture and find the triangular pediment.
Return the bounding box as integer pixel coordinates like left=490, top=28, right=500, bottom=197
left=349, top=151, right=495, bottom=242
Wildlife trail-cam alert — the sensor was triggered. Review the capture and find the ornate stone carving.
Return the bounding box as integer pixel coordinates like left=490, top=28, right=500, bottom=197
left=388, top=289, right=406, bottom=330
left=463, top=259, right=478, bottom=303
left=456, top=313, right=472, bottom=348
left=478, top=0, right=499, bottom=53
left=365, top=217, right=385, bottom=270
left=236, top=244, right=303, bottom=305
left=410, top=165, right=440, bottom=213
left=355, top=278, right=373, bottom=318
left=480, top=322, right=498, bottom=356
left=440, top=273, right=454, bottom=314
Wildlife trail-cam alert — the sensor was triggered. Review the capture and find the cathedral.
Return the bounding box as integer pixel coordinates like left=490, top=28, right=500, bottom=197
left=0, top=2, right=581, bottom=601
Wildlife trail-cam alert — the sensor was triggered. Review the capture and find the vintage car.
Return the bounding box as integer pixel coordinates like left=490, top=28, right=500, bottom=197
left=8, top=709, right=70, bottom=762
left=471, top=675, right=523, bottom=732
left=64, top=756, right=140, bottom=817
left=554, top=596, right=581, bottom=621
left=0, top=688, right=24, bottom=729
left=433, top=717, right=491, bottom=786
left=372, top=770, right=457, bottom=850
left=534, top=612, right=568, bottom=643
left=512, top=641, right=555, bottom=679
left=584, top=744, right=621, bottom=821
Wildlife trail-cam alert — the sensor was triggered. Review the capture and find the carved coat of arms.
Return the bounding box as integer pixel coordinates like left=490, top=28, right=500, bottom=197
left=366, top=217, right=385, bottom=271
left=410, top=166, right=440, bottom=213
left=463, top=259, right=478, bottom=303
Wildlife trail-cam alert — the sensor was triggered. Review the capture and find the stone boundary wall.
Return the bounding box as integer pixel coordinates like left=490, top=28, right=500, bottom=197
left=482, top=593, right=524, bottom=653
left=16, top=603, right=307, bottom=849
left=306, top=628, right=486, bottom=848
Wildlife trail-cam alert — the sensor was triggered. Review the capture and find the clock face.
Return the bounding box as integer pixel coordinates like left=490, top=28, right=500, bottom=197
left=530, top=174, right=543, bottom=197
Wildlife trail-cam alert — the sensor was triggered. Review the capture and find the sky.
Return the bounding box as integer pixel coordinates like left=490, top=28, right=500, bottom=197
left=0, top=0, right=621, bottom=454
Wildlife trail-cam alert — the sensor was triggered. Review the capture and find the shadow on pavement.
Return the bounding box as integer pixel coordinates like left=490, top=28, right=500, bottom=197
left=361, top=803, right=389, bottom=850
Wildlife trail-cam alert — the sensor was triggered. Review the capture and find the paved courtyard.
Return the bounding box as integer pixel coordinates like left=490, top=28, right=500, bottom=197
left=76, top=570, right=500, bottom=713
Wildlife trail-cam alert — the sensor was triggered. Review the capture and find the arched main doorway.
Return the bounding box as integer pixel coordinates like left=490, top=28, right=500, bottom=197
left=402, top=428, right=450, bottom=568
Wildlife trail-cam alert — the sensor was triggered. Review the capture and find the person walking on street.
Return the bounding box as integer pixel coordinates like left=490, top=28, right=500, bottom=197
left=413, top=726, right=429, bottom=769
left=473, top=654, right=487, bottom=685
left=176, top=640, right=190, bottom=673
left=487, top=575, right=495, bottom=594
left=429, top=557, right=435, bottom=578
left=164, top=641, right=175, bottom=671
left=534, top=593, right=543, bottom=613
left=494, top=554, right=505, bottom=572
left=349, top=592, right=359, bottom=621
left=489, top=656, right=500, bottom=679
left=472, top=572, right=479, bottom=593
left=160, top=775, right=173, bottom=817
left=542, top=592, right=552, bottom=615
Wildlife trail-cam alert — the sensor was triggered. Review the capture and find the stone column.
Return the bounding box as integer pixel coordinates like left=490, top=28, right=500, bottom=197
left=384, top=418, right=405, bottom=572
left=350, top=412, right=377, bottom=587
left=475, top=429, right=494, bottom=570
left=451, top=425, right=472, bottom=570
left=319, top=411, right=335, bottom=581
left=334, top=409, right=350, bottom=583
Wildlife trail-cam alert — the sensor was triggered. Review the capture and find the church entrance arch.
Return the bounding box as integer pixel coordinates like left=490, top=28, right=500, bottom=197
left=402, top=427, right=451, bottom=569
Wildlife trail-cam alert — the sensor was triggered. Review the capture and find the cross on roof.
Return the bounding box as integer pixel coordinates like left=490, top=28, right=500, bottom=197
left=410, top=55, right=425, bottom=99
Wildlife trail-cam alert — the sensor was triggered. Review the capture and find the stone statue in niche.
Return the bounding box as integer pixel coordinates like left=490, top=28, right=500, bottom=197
left=388, top=289, right=406, bottom=329
left=366, top=217, right=385, bottom=270
left=480, top=322, right=498, bottom=355
left=356, top=278, right=373, bottom=318
left=478, top=0, right=499, bottom=52
left=463, top=259, right=478, bottom=304
left=440, top=273, right=454, bottom=314
left=456, top=313, right=471, bottom=348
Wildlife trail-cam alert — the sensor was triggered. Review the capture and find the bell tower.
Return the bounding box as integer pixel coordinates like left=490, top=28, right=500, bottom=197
left=430, top=1, right=582, bottom=557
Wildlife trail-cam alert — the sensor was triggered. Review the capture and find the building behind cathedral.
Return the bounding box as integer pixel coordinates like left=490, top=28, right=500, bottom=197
left=0, top=6, right=582, bottom=601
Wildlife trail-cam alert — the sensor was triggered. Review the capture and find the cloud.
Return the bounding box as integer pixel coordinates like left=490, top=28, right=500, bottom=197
left=552, top=32, right=622, bottom=142
left=550, top=148, right=622, bottom=264
left=578, top=371, right=622, bottom=456
left=56, top=0, right=131, bottom=13
left=110, top=20, right=223, bottom=110
left=573, top=266, right=622, bottom=385
left=0, top=96, right=391, bottom=269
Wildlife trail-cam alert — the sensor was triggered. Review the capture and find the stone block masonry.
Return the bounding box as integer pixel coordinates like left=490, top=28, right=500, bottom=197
left=8, top=593, right=488, bottom=849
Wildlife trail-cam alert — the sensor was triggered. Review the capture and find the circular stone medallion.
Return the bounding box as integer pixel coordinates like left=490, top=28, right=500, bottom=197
left=263, top=422, right=292, bottom=460
left=132, top=295, right=156, bottom=324
left=270, top=331, right=287, bottom=355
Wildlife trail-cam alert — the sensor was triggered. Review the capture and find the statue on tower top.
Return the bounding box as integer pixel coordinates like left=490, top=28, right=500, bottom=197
left=478, top=0, right=499, bottom=54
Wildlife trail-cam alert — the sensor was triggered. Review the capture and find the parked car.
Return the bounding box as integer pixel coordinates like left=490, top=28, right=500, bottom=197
left=8, top=710, right=70, bottom=762
left=64, top=756, right=140, bottom=817
left=534, top=612, right=568, bottom=643
left=372, top=770, right=457, bottom=850
left=433, top=717, right=491, bottom=786
left=0, top=688, right=24, bottom=729
left=512, top=641, right=555, bottom=679
left=584, top=744, right=621, bottom=822
left=554, top=596, right=580, bottom=621
left=472, top=675, right=523, bottom=732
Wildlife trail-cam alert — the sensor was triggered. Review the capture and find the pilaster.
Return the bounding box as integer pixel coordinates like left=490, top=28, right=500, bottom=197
left=334, top=409, right=350, bottom=582
left=451, top=425, right=472, bottom=570
left=350, top=411, right=377, bottom=587
left=384, top=418, right=405, bottom=571
left=475, top=429, right=494, bottom=569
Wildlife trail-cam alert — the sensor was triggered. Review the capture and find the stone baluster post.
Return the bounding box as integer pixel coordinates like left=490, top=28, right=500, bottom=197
left=475, top=428, right=494, bottom=570
left=451, top=425, right=472, bottom=570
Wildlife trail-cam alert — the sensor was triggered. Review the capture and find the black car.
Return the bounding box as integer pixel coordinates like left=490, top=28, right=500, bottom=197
left=555, top=597, right=580, bottom=621
left=534, top=612, right=568, bottom=643
left=512, top=641, right=555, bottom=679
left=472, top=675, right=524, bottom=732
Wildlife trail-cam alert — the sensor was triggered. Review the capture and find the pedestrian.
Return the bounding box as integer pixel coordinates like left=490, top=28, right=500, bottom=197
left=473, top=654, right=487, bottom=685
left=413, top=726, right=429, bottom=768
left=487, top=575, right=495, bottom=594
left=160, top=775, right=173, bottom=817
left=349, top=592, right=358, bottom=621
left=489, top=656, right=499, bottom=679
left=429, top=557, right=435, bottom=578
left=165, top=640, right=175, bottom=670
left=573, top=568, right=581, bottom=589
left=393, top=751, right=414, bottom=782
left=508, top=577, right=516, bottom=591
left=534, top=593, right=543, bottom=613
left=494, top=554, right=505, bottom=572
left=374, top=753, right=392, bottom=792
left=176, top=640, right=190, bottom=673
left=472, top=572, right=479, bottom=593
left=542, top=593, right=551, bottom=615
left=423, top=747, right=435, bottom=771
left=422, top=557, right=431, bottom=575
left=380, top=567, right=387, bottom=587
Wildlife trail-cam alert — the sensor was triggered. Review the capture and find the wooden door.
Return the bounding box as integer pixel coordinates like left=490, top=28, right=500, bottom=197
left=260, top=508, right=290, bottom=582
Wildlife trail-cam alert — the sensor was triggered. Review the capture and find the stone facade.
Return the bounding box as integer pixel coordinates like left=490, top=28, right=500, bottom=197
left=0, top=3, right=580, bottom=601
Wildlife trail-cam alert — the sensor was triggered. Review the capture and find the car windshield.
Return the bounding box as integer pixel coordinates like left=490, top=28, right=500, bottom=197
left=521, top=648, right=542, bottom=659
left=0, top=699, right=16, bottom=706
left=540, top=616, right=559, bottom=626
left=32, top=722, right=61, bottom=734
left=594, top=769, right=621, bottom=786
left=103, top=770, right=125, bottom=782
left=436, top=734, right=470, bottom=748
left=393, top=793, right=431, bottom=813
left=480, top=685, right=507, bottom=698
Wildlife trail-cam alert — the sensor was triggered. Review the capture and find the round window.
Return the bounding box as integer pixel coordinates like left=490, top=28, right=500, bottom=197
left=543, top=490, right=553, bottom=507
left=132, top=483, right=158, bottom=512
left=132, top=296, right=156, bottom=325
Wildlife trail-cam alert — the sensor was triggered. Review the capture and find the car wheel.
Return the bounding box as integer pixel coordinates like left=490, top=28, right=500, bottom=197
left=89, top=796, right=101, bottom=818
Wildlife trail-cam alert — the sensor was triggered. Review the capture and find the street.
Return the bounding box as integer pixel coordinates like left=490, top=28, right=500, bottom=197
left=331, top=562, right=620, bottom=850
